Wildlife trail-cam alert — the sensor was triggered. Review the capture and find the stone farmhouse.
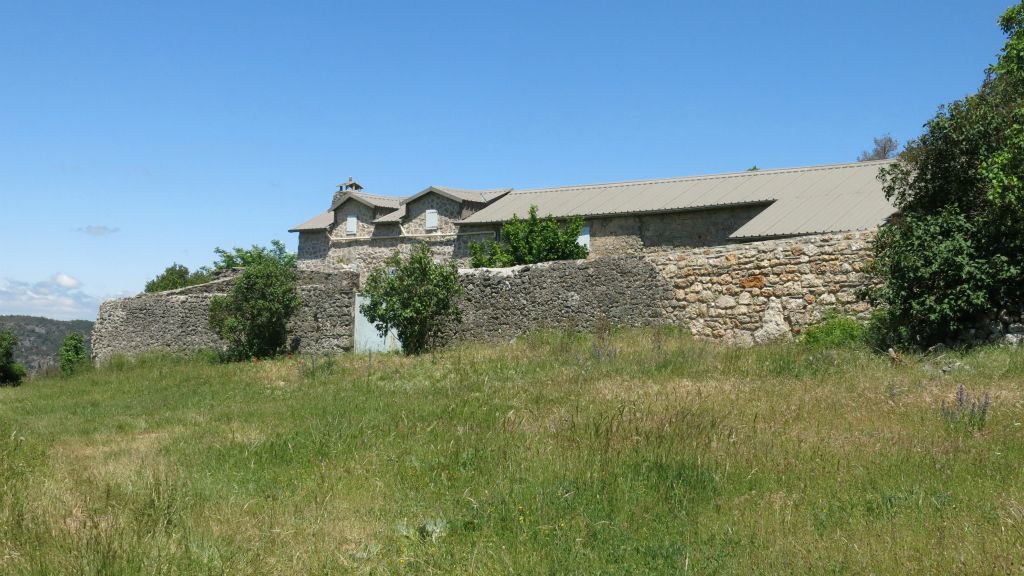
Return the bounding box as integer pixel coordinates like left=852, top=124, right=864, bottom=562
left=290, top=160, right=897, bottom=276
left=92, top=159, right=903, bottom=362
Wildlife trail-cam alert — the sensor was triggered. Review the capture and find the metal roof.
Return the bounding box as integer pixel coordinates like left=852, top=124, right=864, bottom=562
left=330, top=191, right=401, bottom=211
left=401, top=186, right=512, bottom=206
left=460, top=160, right=896, bottom=238
left=373, top=205, right=405, bottom=223
left=289, top=211, right=333, bottom=232
left=729, top=160, right=896, bottom=239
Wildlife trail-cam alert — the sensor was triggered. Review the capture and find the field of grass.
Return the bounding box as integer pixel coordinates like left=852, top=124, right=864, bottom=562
left=2, top=327, right=1024, bottom=574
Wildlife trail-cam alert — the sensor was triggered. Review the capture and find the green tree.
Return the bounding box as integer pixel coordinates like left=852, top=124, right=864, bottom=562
left=868, top=3, right=1024, bottom=347
left=361, top=243, right=463, bottom=355
left=144, top=240, right=295, bottom=293
left=212, top=239, right=296, bottom=270
left=145, top=263, right=214, bottom=293
left=208, top=258, right=301, bottom=360
left=0, top=330, right=26, bottom=386
left=58, top=331, right=89, bottom=376
left=469, top=205, right=588, bottom=267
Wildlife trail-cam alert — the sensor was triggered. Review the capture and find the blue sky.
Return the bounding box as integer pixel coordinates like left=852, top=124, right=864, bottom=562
left=0, top=0, right=1014, bottom=320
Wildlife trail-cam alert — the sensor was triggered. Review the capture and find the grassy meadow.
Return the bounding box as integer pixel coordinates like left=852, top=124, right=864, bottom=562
left=1, top=328, right=1024, bottom=574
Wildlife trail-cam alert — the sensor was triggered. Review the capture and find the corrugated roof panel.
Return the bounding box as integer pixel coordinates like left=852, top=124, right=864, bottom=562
left=289, top=211, right=333, bottom=232
left=462, top=160, right=895, bottom=226
left=744, top=169, right=858, bottom=236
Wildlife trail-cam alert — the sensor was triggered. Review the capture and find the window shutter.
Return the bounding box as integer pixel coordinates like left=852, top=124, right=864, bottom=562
left=425, top=209, right=439, bottom=231
left=577, top=223, right=591, bottom=250
left=346, top=215, right=357, bottom=235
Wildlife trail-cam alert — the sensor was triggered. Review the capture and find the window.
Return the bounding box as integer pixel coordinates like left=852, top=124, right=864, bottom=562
left=425, top=209, right=439, bottom=231
left=577, top=223, right=591, bottom=250
left=346, top=215, right=357, bottom=235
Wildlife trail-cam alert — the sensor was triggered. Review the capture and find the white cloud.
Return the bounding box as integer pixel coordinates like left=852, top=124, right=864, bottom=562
left=78, top=225, right=120, bottom=236
left=0, top=276, right=103, bottom=321
left=54, top=273, right=81, bottom=289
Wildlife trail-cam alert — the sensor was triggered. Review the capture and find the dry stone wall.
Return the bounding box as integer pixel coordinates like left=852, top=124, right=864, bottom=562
left=97, top=231, right=885, bottom=360
left=92, top=270, right=358, bottom=362
left=445, top=255, right=673, bottom=342
left=645, top=231, right=876, bottom=345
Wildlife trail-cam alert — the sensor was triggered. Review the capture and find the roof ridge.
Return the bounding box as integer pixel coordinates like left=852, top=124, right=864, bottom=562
left=509, top=159, right=896, bottom=196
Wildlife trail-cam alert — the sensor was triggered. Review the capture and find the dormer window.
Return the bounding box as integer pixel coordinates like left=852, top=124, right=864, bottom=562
left=425, top=209, right=439, bottom=231
left=346, top=215, right=357, bottom=235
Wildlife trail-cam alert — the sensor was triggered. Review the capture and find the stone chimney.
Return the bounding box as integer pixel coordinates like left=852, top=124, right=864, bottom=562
left=331, top=177, right=364, bottom=208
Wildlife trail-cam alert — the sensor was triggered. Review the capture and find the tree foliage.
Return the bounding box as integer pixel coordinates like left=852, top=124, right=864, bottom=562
left=208, top=258, right=301, bottom=360
left=145, top=240, right=295, bottom=293
left=0, top=330, right=26, bottom=386
left=361, top=243, right=463, bottom=355
left=58, top=331, right=89, bottom=376
left=145, top=263, right=213, bottom=293
left=857, top=134, right=899, bottom=161
left=868, top=3, right=1024, bottom=347
left=211, top=239, right=296, bottom=270
left=469, top=205, right=588, bottom=268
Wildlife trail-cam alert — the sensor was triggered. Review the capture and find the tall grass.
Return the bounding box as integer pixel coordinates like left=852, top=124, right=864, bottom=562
left=1, top=328, right=1022, bottom=574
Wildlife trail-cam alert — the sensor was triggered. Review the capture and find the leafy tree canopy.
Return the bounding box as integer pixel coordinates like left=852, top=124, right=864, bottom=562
left=361, top=243, right=463, bottom=355
left=208, top=257, right=301, bottom=360
left=470, top=205, right=588, bottom=268
left=145, top=240, right=295, bottom=293
left=868, top=3, right=1024, bottom=347
left=0, top=329, right=26, bottom=386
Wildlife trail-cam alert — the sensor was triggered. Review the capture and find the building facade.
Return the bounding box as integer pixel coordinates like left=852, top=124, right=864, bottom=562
left=290, top=160, right=897, bottom=277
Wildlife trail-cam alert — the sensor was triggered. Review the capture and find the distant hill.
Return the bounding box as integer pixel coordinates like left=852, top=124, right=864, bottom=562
left=0, top=315, right=94, bottom=374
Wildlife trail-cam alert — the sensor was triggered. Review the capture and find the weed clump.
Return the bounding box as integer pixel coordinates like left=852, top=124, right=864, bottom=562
left=801, top=312, right=866, bottom=350
left=941, top=383, right=990, bottom=431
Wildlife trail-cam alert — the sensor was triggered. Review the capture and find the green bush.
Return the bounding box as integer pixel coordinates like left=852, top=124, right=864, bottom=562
left=58, top=331, right=89, bottom=376
left=145, top=240, right=295, bottom=293
left=144, top=263, right=213, bottom=293
left=211, top=239, right=296, bottom=270
left=801, top=312, right=866, bottom=350
left=0, top=330, right=26, bottom=386
left=361, top=243, right=463, bottom=355
left=470, top=205, right=588, bottom=267
left=208, top=258, right=301, bottom=360
left=867, top=4, right=1024, bottom=348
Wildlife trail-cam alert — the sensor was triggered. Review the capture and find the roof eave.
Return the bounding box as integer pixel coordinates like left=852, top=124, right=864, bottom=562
left=460, top=199, right=776, bottom=225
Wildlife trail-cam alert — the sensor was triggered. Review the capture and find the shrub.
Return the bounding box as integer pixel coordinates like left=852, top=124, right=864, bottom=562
left=867, top=4, right=1024, bottom=348
left=145, top=240, right=294, bottom=293
left=0, top=330, right=26, bottom=386
left=58, top=331, right=89, bottom=376
left=470, top=205, right=588, bottom=267
left=145, top=263, right=213, bottom=293
left=211, top=239, right=296, bottom=270
left=208, top=258, right=301, bottom=360
left=361, top=243, right=463, bottom=355
left=800, top=312, right=866, bottom=350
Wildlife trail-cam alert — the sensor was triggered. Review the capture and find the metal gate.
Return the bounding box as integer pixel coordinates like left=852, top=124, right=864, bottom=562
left=353, top=293, right=401, bottom=353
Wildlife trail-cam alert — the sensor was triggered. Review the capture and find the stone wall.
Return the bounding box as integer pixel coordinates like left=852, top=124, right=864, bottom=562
left=297, top=230, right=330, bottom=261
left=332, top=199, right=377, bottom=237
left=645, top=231, right=876, bottom=345
left=445, top=255, right=673, bottom=342
left=91, top=270, right=358, bottom=362
left=404, top=194, right=462, bottom=235
left=588, top=205, right=770, bottom=257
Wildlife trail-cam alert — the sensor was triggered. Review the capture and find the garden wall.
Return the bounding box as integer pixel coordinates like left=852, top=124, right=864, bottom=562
left=446, top=255, right=674, bottom=342
left=91, top=270, right=358, bottom=362
left=93, top=232, right=882, bottom=360
left=645, top=231, right=876, bottom=345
